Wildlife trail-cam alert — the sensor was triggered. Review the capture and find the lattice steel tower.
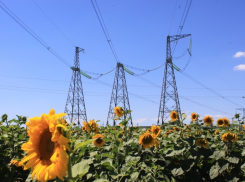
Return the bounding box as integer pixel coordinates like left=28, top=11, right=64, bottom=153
left=107, top=62, right=132, bottom=126
left=64, top=47, right=87, bottom=126
left=158, top=34, right=191, bottom=125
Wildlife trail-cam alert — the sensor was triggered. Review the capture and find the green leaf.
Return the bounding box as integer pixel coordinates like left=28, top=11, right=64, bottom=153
left=119, top=120, right=128, bottom=125
left=130, top=172, right=139, bottom=181
left=171, top=167, right=184, bottom=177
left=219, top=163, right=229, bottom=173
left=74, top=139, right=95, bottom=151
left=72, top=159, right=90, bottom=179
left=101, top=158, right=113, bottom=167
left=241, top=163, right=245, bottom=173
left=18, top=134, right=25, bottom=140
left=228, top=157, right=239, bottom=164
left=102, top=153, right=114, bottom=159
left=241, top=149, right=245, bottom=156
left=181, top=113, right=187, bottom=121
left=209, top=150, right=225, bottom=160
left=1, top=126, right=9, bottom=131
left=93, top=179, right=109, bottom=182
left=126, top=156, right=141, bottom=166
left=209, top=162, right=220, bottom=179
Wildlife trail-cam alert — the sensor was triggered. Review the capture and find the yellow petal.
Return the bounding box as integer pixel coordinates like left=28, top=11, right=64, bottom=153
left=20, top=152, right=37, bottom=164
left=49, top=109, right=55, bottom=115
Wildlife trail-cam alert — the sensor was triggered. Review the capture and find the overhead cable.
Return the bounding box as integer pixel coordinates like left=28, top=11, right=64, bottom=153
left=90, top=0, right=119, bottom=63
left=32, top=0, right=75, bottom=47
left=0, top=1, right=71, bottom=68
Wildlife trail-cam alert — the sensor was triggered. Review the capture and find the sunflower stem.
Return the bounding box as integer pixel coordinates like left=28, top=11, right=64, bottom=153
left=68, top=153, right=72, bottom=179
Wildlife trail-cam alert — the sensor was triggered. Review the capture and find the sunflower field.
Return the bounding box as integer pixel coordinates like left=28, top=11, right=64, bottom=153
left=1, top=108, right=245, bottom=182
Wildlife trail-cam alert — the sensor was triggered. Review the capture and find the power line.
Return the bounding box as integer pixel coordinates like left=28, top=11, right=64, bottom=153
left=1, top=74, right=245, bottom=90
left=0, top=1, right=71, bottom=67
left=176, top=44, right=239, bottom=89
left=179, top=70, right=244, bottom=107
left=90, top=0, right=119, bottom=63
left=32, top=0, right=75, bottom=47
left=128, top=74, right=239, bottom=115
left=172, top=0, right=193, bottom=55
left=168, top=0, right=179, bottom=35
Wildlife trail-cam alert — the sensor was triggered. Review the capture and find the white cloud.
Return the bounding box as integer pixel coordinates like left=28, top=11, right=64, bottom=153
left=233, top=51, right=245, bottom=58
left=134, top=118, right=147, bottom=123
left=150, top=118, right=158, bottom=122
left=234, top=64, right=245, bottom=71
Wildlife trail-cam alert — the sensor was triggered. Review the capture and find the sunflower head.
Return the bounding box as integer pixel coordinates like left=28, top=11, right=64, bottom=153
left=139, top=132, right=156, bottom=149
left=114, top=106, right=124, bottom=117
left=195, top=131, right=202, bottom=135
left=191, top=112, right=198, bottom=121
left=195, top=139, right=209, bottom=148
left=203, top=115, right=214, bottom=125
left=223, top=118, right=230, bottom=127
left=151, top=125, right=161, bottom=137
left=186, top=125, right=190, bottom=128
left=20, top=109, right=70, bottom=182
left=241, top=131, right=244, bottom=134
left=173, top=127, right=180, bottom=132
left=170, top=111, right=178, bottom=121
left=92, top=134, right=105, bottom=148
left=216, top=118, right=224, bottom=127
left=214, top=130, right=219, bottom=135
left=243, top=125, right=245, bottom=130
left=166, top=130, right=174, bottom=136
left=222, top=132, right=238, bottom=142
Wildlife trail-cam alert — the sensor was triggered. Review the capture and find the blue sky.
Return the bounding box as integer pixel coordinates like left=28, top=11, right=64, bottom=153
left=0, top=0, right=244, bottom=126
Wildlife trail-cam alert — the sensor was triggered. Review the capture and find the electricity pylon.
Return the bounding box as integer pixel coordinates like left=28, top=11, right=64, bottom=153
left=107, top=62, right=132, bottom=126
left=64, top=47, right=87, bottom=126
left=158, top=34, right=191, bottom=125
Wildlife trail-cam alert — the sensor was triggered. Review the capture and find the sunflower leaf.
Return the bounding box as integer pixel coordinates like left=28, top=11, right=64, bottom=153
left=74, top=139, right=95, bottom=151
left=71, top=159, right=90, bottom=179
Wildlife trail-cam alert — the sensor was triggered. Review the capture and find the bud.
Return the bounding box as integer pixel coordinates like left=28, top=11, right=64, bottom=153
left=22, top=117, right=27, bottom=122
left=2, top=114, right=8, bottom=121
left=235, top=114, right=240, bottom=119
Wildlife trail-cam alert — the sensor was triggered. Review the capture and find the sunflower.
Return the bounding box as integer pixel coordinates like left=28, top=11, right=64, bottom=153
left=186, top=125, right=190, bottom=129
left=153, top=139, right=160, bottom=148
left=147, top=128, right=151, bottom=133
left=214, top=130, right=219, bottom=135
left=216, top=118, right=224, bottom=127
left=82, top=120, right=99, bottom=133
left=191, top=112, right=198, bottom=121
left=195, top=139, right=209, bottom=148
left=114, top=106, right=124, bottom=117
left=223, top=118, right=230, bottom=127
left=243, top=125, right=245, bottom=130
left=241, top=131, right=244, bottom=134
left=163, top=130, right=174, bottom=137
left=173, top=127, right=180, bottom=132
left=170, top=111, right=178, bottom=121
left=203, top=115, right=214, bottom=125
left=20, top=109, right=70, bottom=182
left=81, top=126, right=86, bottom=132
left=221, top=132, right=238, bottom=142
left=195, top=131, right=202, bottom=135
left=186, top=129, right=190, bottom=133
left=92, top=134, right=105, bottom=147
left=139, top=133, right=156, bottom=149
left=151, top=125, right=161, bottom=137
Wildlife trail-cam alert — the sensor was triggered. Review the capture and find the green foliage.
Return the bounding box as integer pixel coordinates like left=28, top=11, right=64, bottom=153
left=0, top=114, right=29, bottom=182
left=2, top=111, right=245, bottom=181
